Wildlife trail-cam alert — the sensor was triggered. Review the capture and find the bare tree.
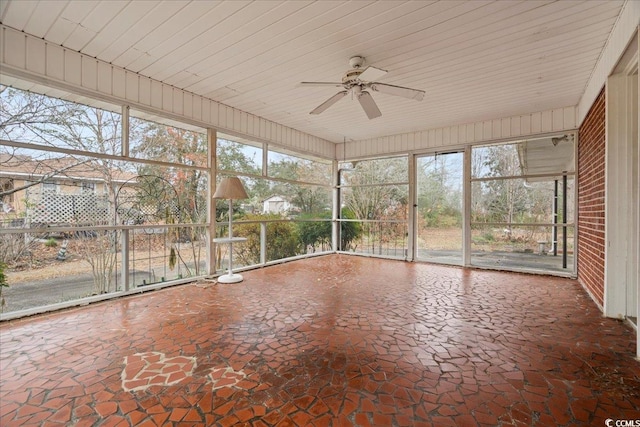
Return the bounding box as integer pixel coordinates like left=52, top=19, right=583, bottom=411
left=343, top=158, right=408, bottom=221
left=1, top=86, right=123, bottom=289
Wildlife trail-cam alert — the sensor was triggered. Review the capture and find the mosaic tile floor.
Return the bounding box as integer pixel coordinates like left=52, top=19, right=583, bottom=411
left=1, top=254, right=638, bottom=426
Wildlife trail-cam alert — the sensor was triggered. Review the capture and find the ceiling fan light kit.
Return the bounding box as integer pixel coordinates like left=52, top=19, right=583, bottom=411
left=301, top=56, right=425, bottom=119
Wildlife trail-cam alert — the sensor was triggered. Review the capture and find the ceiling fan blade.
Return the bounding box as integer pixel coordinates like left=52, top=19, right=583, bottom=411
left=357, top=91, right=382, bottom=119
left=358, top=66, right=387, bottom=82
left=310, top=91, right=348, bottom=115
left=299, top=81, right=344, bottom=87
left=371, top=83, right=425, bottom=101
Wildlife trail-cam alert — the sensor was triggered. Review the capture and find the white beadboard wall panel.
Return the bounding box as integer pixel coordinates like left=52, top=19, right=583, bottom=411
left=201, top=99, right=211, bottom=128
left=564, top=107, right=577, bottom=128
left=501, top=118, right=511, bottom=139
left=45, top=43, right=64, bottom=81
left=113, top=67, right=125, bottom=99
left=407, top=133, right=416, bottom=151
left=228, top=108, right=236, bottom=133
left=483, top=122, right=492, bottom=141
left=97, top=61, right=111, bottom=95
left=233, top=108, right=241, bottom=132
left=578, top=1, right=639, bottom=125
left=541, top=110, right=552, bottom=133
left=0, top=25, right=6, bottom=58
left=81, top=56, right=97, bottom=91
left=173, top=89, right=183, bottom=116
left=521, top=115, right=532, bottom=135
left=552, top=109, right=564, bottom=131
left=510, top=117, right=521, bottom=136
left=161, top=85, right=172, bottom=113
left=531, top=114, right=542, bottom=134
left=63, top=52, right=81, bottom=86
left=428, top=130, right=436, bottom=148
left=218, top=105, right=228, bottom=129
left=337, top=107, right=578, bottom=160
left=209, top=102, right=219, bottom=128
left=492, top=120, right=501, bottom=139
left=26, top=37, right=46, bottom=75
left=138, top=76, right=150, bottom=106
left=456, top=127, right=464, bottom=145
left=192, top=95, right=202, bottom=123
left=475, top=123, right=483, bottom=142
left=258, top=119, right=266, bottom=141
left=148, top=79, right=162, bottom=110
left=3, top=28, right=25, bottom=68
left=125, top=72, right=138, bottom=103
left=183, top=92, right=193, bottom=119
left=0, top=24, right=334, bottom=159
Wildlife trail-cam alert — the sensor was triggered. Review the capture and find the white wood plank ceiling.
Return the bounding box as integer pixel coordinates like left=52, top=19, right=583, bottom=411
left=0, top=0, right=627, bottom=144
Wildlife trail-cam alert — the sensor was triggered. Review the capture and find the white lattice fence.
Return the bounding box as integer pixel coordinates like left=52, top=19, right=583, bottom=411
left=27, top=193, right=111, bottom=225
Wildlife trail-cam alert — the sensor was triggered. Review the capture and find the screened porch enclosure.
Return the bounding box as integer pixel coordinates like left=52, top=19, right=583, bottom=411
left=0, top=81, right=577, bottom=317
left=0, top=85, right=335, bottom=317
left=335, top=135, right=576, bottom=276
left=0, top=1, right=636, bottom=347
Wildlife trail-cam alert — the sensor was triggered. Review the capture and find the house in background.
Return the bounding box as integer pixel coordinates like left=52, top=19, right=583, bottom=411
left=0, top=154, right=136, bottom=227
left=262, top=195, right=291, bottom=215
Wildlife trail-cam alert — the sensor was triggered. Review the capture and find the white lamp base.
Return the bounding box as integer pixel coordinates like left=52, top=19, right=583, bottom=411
left=217, top=273, right=243, bottom=284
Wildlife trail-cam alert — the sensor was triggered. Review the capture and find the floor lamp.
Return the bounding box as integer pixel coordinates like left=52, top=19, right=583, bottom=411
left=213, top=177, right=249, bottom=283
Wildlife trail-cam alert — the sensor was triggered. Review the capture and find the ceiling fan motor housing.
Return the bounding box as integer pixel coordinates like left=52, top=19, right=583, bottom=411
left=343, top=56, right=366, bottom=85
left=342, top=69, right=364, bottom=85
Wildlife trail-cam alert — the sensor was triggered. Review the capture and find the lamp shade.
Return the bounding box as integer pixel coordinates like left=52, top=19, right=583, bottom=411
left=213, top=177, right=249, bottom=200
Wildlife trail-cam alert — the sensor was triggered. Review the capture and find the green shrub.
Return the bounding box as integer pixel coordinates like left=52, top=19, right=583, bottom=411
left=340, top=208, right=362, bottom=250
left=234, top=213, right=302, bottom=264
left=44, top=238, right=58, bottom=248
left=482, top=231, right=495, bottom=242
left=297, top=214, right=332, bottom=252
left=0, top=261, right=8, bottom=312
left=0, top=261, right=7, bottom=287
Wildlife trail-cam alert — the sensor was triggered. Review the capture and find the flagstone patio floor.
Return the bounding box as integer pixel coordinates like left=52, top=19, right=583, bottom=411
left=1, top=254, right=638, bottom=426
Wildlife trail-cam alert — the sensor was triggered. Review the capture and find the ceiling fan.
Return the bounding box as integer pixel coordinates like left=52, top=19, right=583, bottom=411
left=299, top=56, right=425, bottom=120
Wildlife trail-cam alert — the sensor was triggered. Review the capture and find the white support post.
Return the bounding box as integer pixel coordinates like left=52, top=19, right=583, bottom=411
left=263, top=143, right=269, bottom=177
left=604, top=72, right=639, bottom=323
left=121, top=105, right=130, bottom=291
left=407, top=155, right=416, bottom=261
left=332, top=159, right=339, bottom=252
left=207, top=128, right=217, bottom=276
left=260, top=222, right=267, bottom=264
left=463, top=146, right=472, bottom=266
left=261, top=143, right=268, bottom=262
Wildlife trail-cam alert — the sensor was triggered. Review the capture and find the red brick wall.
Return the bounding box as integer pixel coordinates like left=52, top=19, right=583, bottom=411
left=577, top=89, right=606, bottom=307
